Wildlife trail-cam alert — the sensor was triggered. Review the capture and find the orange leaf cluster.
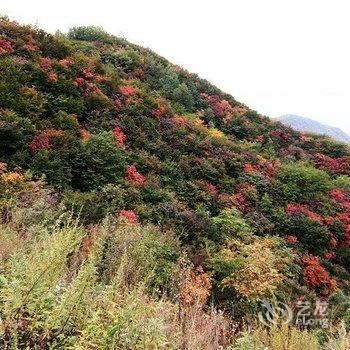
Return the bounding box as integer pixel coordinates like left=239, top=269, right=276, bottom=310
left=180, top=266, right=212, bottom=307
left=1, top=171, right=24, bottom=184
left=117, top=210, right=138, bottom=224
left=0, top=38, right=14, bottom=54
left=29, top=129, right=62, bottom=154
left=125, top=165, right=146, bottom=186
left=120, top=85, right=137, bottom=96
left=112, top=126, right=126, bottom=147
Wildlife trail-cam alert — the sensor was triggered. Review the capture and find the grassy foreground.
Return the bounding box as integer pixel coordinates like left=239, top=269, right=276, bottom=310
left=0, top=203, right=349, bottom=349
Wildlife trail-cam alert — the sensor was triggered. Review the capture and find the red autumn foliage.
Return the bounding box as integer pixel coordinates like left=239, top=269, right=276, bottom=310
left=120, top=85, right=137, bottom=96
left=118, top=210, right=138, bottom=224
left=0, top=39, right=14, bottom=54
left=327, top=189, right=350, bottom=246
left=47, top=71, right=58, bottom=83
left=112, top=126, right=126, bottom=147
left=152, top=103, right=167, bottom=118
left=172, top=115, right=187, bottom=125
left=193, top=157, right=202, bottom=166
left=284, top=235, right=298, bottom=245
left=59, top=58, right=73, bottom=68
left=323, top=216, right=336, bottom=226
left=83, top=83, right=106, bottom=99
left=324, top=251, right=335, bottom=260
left=254, top=135, right=264, bottom=143
left=329, top=189, right=348, bottom=202
left=114, top=98, right=123, bottom=111
left=201, top=93, right=234, bottom=117
left=29, top=129, right=62, bottom=154
left=244, top=163, right=257, bottom=173
left=302, top=254, right=337, bottom=295
left=260, top=159, right=281, bottom=178
left=314, top=154, right=350, bottom=175
left=206, top=182, right=218, bottom=197
left=243, top=159, right=281, bottom=178
left=125, top=165, right=146, bottom=186
left=39, top=57, right=53, bottom=71
left=270, top=128, right=292, bottom=142
left=314, top=153, right=342, bottom=173
left=82, top=69, right=95, bottom=80
left=74, top=77, right=85, bottom=87
left=285, top=203, right=322, bottom=223
left=23, top=34, right=40, bottom=52
left=230, top=184, right=254, bottom=213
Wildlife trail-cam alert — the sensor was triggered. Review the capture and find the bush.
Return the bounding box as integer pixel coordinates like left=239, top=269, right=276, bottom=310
left=212, top=208, right=251, bottom=241
left=282, top=216, right=330, bottom=255
left=0, top=109, right=35, bottom=163
left=208, top=236, right=292, bottom=300
left=68, top=26, right=112, bottom=43
left=101, top=48, right=142, bottom=73
left=63, top=185, right=125, bottom=223
left=334, top=175, right=350, bottom=193
left=70, top=132, right=126, bottom=191
left=275, top=162, right=331, bottom=202
left=31, top=149, right=73, bottom=188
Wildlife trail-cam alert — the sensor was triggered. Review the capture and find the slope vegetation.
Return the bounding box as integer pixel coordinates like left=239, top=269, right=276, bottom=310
left=1, top=17, right=350, bottom=348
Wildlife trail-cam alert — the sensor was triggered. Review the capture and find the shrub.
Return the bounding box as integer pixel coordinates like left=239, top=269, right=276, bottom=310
left=125, top=165, right=146, bottom=186
left=31, top=149, right=73, bottom=188
left=63, top=184, right=125, bottom=223
left=281, top=216, right=330, bottom=255
left=212, top=208, right=251, bottom=241
left=302, top=254, right=337, bottom=296
left=70, top=132, right=126, bottom=191
left=208, top=236, right=292, bottom=300
left=68, top=26, right=112, bottom=43
left=275, top=162, right=331, bottom=202
left=29, top=129, right=63, bottom=154
left=0, top=109, right=35, bottom=162
left=334, top=176, right=350, bottom=193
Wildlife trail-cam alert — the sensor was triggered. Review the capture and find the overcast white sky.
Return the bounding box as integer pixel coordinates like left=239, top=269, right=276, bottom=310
left=1, top=0, right=349, bottom=134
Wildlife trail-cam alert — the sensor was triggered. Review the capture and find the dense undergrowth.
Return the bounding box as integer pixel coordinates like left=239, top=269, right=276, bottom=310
left=0, top=176, right=349, bottom=349
left=0, top=15, right=350, bottom=348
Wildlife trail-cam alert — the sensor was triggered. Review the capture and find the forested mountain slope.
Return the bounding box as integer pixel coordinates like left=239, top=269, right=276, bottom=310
left=1, top=17, right=350, bottom=348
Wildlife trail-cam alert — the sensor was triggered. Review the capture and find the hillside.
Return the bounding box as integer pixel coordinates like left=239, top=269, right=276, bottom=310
left=278, top=114, right=350, bottom=144
left=1, top=17, right=350, bottom=348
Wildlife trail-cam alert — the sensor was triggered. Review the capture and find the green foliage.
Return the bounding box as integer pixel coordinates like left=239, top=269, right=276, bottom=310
left=0, top=109, right=35, bottom=163
left=63, top=184, right=125, bottom=223
left=334, top=175, right=350, bottom=192
left=68, top=26, right=113, bottom=43
left=102, top=48, right=142, bottom=73
left=51, top=110, right=79, bottom=133
left=0, top=216, right=184, bottom=348
left=32, top=149, right=72, bottom=188
left=1, top=18, right=350, bottom=345
left=275, top=162, right=331, bottom=202
left=212, top=208, right=251, bottom=240
left=282, top=216, right=330, bottom=255
left=71, top=132, right=126, bottom=191
left=319, top=137, right=349, bottom=158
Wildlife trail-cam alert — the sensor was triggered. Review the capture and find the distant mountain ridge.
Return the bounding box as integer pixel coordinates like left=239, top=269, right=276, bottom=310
left=277, top=114, right=350, bottom=144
